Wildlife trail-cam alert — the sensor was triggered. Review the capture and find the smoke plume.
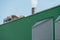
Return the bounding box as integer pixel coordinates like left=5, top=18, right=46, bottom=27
left=31, top=0, right=38, bottom=7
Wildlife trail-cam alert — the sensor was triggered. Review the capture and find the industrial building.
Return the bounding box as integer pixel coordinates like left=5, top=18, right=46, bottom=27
left=0, top=5, right=60, bottom=40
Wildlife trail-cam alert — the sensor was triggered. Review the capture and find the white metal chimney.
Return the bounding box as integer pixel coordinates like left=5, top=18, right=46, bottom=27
left=31, top=0, right=37, bottom=14
left=32, top=7, right=36, bottom=14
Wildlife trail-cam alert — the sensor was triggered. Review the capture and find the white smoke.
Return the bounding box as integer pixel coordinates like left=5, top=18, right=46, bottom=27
left=31, top=0, right=38, bottom=7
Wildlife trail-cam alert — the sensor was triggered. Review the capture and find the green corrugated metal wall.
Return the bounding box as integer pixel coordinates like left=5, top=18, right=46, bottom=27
left=0, top=5, right=60, bottom=40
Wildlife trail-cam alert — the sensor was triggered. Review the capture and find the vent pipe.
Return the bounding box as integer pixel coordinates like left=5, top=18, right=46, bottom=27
left=32, top=7, right=36, bottom=14
left=31, top=0, right=37, bottom=14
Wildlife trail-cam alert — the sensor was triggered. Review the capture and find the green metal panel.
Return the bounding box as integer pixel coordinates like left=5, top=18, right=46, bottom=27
left=0, top=5, right=60, bottom=40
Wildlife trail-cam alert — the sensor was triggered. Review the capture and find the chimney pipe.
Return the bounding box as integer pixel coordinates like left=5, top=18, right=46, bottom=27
left=32, top=7, right=36, bottom=14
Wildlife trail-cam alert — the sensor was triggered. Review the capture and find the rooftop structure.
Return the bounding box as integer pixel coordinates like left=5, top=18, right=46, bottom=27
left=3, top=15, right=24, bottom=23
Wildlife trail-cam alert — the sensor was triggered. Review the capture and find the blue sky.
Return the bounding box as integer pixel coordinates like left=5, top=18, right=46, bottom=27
left=0, top=0, right=60, bottom=25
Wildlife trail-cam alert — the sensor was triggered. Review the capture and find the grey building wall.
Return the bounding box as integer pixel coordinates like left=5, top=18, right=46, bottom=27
left=32, top=19, right=53, bottom=40
left=56, top=18, right=60, bottom=40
